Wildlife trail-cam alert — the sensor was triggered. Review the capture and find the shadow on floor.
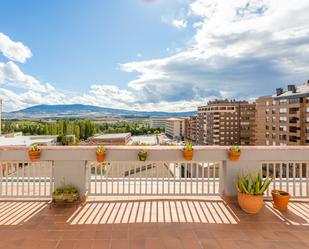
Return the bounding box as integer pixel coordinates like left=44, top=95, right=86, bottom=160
left=265, top=201, right=309, bottom=226
left=67, top=199, right=240, bottom=225
left=0, top=201, right=48, bottom=225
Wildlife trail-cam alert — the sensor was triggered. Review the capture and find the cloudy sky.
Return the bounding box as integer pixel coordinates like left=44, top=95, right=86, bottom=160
left=1, top=0, right=309, bottom=112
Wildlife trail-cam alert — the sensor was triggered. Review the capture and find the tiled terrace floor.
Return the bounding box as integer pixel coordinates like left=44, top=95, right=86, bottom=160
left=0, top=198, right=309, bottom=249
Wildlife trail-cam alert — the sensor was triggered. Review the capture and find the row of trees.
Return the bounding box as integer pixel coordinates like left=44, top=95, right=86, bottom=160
left=1, top=119, right=164, bottom=145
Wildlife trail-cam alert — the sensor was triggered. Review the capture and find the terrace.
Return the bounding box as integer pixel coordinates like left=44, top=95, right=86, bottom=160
left=0, top=146, right=309, bottom=249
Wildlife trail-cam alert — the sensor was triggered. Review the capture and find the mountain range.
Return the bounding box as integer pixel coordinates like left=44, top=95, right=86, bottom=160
left=3, top=104, right=196, bottom=120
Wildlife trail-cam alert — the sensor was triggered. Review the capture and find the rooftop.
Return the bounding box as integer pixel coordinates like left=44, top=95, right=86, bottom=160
left=0, top=146, right=308, bottom=249
left=273, top=82, right=309, bottom=99
left=0, top=134, right=57, bottom=146
left=92, top=133, right=131, bottom=139
left=0, top=198, right=308, bottom=249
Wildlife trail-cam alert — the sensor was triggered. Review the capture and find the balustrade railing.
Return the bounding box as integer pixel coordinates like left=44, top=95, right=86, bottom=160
left=87, top=161, right=221, bottom=196
left=0, top=161, right=53, bottom=198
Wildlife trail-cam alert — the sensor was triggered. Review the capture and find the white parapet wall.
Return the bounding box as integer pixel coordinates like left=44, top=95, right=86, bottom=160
left=0, top=146, right=309, bottom=198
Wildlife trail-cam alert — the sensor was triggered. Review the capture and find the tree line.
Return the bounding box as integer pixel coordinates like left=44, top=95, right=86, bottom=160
left=1, top=119, right=164, bottom=145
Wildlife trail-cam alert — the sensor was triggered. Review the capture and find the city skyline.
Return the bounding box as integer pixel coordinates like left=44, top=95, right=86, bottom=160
left=1, top=0, right=309, bottom=112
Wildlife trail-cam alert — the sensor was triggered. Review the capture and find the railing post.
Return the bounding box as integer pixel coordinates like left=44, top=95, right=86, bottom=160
left=53, top=160, right=88, bottom=200
left=223, top=160, right=261, bottom=197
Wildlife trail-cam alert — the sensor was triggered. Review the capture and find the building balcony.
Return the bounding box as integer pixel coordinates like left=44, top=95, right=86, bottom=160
left=0, top=146, right=309, bottom=248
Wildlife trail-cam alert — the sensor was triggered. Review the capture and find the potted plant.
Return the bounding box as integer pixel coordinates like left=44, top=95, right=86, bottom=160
left=229, top=146, right=241, bottom=161
left=183, top=142, right=193, bottom=160
left=138, top=150, right=148, bottom=161
left=52, top=185, right=79, bottom=203
left=28, top=144, right=41, bottom=161
left=96, top=145, right=106, bottom=162
left=271, top=190, right=290, bottom=211
left=235, top=172, right=272, bottom=214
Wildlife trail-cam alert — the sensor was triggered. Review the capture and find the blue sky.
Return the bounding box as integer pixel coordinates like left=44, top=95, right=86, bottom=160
left=1, top=0, right=309, bottom=112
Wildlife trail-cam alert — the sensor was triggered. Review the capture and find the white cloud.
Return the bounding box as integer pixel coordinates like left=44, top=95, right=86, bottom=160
left=0, top=33, right=32, bottom=63
left=120, top=0, right=309, bottom=106
left=172, top=19, right=187, bottom=29
left=2, top=0, right=309, bottom=113
left=0, top=61, right=55, bottom=92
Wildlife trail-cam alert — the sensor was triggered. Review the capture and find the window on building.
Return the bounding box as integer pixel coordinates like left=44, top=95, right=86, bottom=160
left=279, top=117, right=287, bottom=122
left=279, top=126, right=287, bottom=131
left=279, top=108, right=287, bottom=114
left=272, top=117, right=276, bottom=122
left=266, top=101, right=270, bottom=106
left=279, top=99, right=287, bottom=104
left=289, top=98, right=300, bottom=104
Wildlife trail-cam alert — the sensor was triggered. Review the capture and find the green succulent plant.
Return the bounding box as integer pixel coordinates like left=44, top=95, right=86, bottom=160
left=96, top=145, right=106, bottom=153
left=30, top=144, right=40, bottom=152
left=235, top=172, right=271, bottom=195
left=53, top=186, right=78, bottom=196
left=183, top=142, right=193, bottom=151
left=138, top=150, right=148, bottom=161
left=230, top=146, right=240, bottom=152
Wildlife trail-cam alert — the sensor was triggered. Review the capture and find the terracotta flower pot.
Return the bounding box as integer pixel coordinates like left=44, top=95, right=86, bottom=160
left=28, top=150, right=41, bottom=161
left=237, top=192, right=264, bottom=214
left=183, top=150, right=193, bottom=160
left=271, top=190, right=290, bottom=211
left=96, top=152, right=105, bottom=162
left=138, top=154, right=147, bottom=161
left=229, top=151, right=240, bottom=161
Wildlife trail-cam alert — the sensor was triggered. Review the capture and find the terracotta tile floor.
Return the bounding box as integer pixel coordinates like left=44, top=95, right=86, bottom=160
left=0, top=198, right=308, bottom=249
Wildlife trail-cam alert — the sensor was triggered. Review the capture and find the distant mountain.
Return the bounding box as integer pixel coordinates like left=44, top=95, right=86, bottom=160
left=3, top=104, right=196, bottom=120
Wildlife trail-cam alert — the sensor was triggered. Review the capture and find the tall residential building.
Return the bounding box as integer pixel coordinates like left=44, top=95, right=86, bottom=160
left=165, top=118, right=185, bottom=140
left=149, top=117, right=169, bottom=129
left=0, top=99, right=2, bottom=135
left=256, top=81, right=309, bottom=145
left=185, top=115, right=198, bottom=143
left=196, top=100, right=256, bottom=145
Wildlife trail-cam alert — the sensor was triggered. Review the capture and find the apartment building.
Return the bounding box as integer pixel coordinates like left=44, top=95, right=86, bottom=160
left=185, top=115, right=198, bottom=143
left=165, top=118, right=185, bottom=140
left=0, top=99, right=2, bottom=135
left=149, top=117, right=168, bottom=129
left=256, top=81, right=309, bottom=145
left=196, top=100, right=256, bottom=145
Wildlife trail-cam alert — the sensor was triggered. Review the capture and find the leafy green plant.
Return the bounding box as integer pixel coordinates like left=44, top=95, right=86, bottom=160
left=138, top=150, right=148, bottom=161
left=53, top=186, right=78, bottom=196
left=183, top=142, right=193, bottom=151
left=235, top=172, right=271, bottom=195
left=96, top=145, right=106, bottom=154
left=29, top=144, right=40, bottom=152
left=230, top=146, right=240, bottom=153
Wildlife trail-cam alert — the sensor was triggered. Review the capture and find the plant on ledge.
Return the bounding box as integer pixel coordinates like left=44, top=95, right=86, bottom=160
left=138, top=150, right=148, bottom=161
left=271, top=189, right=290, bottom=211
left=183, top=142, right=193, bottom=161
left=28, top=144, right=41, bottom=161
left=96, top=145, right=106, bottom=162
left=235, top=172, right=271, bottom=214
left=52, top=186, right=79, bottom=203
left=229, top=146, right=241, bottom=161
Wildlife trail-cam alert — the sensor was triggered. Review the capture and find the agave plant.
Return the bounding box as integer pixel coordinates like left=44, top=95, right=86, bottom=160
left=230, top=146, right=240, bottom=152
left=96, top=145, right=106, bottom=154
left=30, top=144, right=40, bottom=152
left=235, top=172, right=271, bottom=195
left=183, top=142, right=193, bottom=151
